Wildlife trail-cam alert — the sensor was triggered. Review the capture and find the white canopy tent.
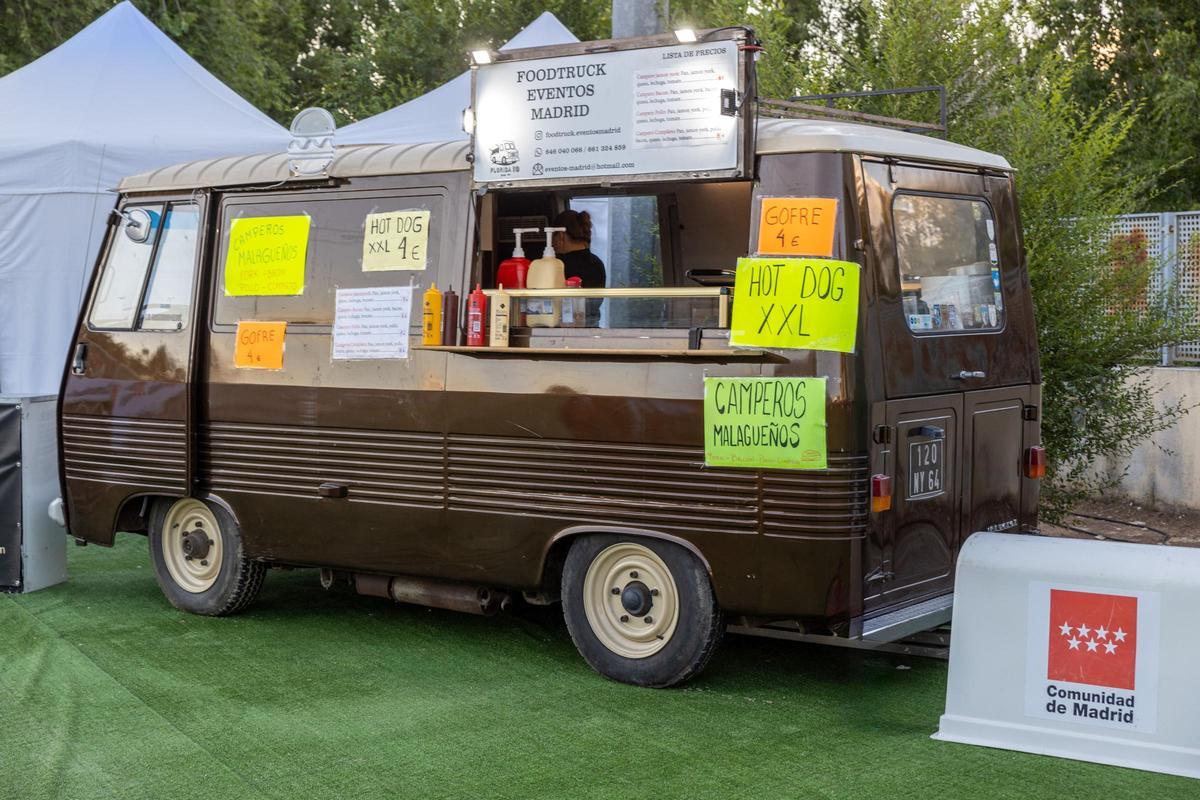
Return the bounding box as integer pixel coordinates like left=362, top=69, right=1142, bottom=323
left=338, top=12, right=578, bottom=145
left=0, top=1, right=289, bottom=396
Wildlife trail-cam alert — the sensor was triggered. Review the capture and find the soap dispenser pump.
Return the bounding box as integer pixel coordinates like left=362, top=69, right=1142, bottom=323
left=525, top=227, right=566, bottom=327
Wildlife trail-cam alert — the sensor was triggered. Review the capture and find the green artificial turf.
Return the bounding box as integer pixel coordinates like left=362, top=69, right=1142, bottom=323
left=0, top=535, right=1190, bottom=800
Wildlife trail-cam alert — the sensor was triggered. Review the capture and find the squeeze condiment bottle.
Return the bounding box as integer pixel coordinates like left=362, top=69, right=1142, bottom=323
left=422, top=282, right=443, bottom=346
left=496, top=227, right=538, bottom=290
left=441, top=285, right=459, bottom=346
left=525, top=227, right=566, bottom=328
left=489, top=284, right=511, bottom=348
left=562, top=276, right=583, bottom=328
left=466, top=284, right=488, bottom=347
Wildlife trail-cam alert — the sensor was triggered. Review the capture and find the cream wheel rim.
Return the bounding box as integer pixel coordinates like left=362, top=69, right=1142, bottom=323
left=161, top=499, right=223, bottom=594
left=582, top=542, right=679, bottom=659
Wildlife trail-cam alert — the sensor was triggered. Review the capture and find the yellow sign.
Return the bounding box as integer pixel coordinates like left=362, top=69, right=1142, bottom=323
left=704, top=377, right=827, bottom=470
left=756, top=197, right=838, bottom=257
left=224, top=215, right=310, bottom=296
left=730, top=257, right=860, bottom=353
left=362, top=210, right=431, bottom=271
left=234, top=321, right=286, bottom=370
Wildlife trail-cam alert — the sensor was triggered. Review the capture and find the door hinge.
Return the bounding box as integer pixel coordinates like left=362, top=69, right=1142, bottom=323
left=873, top=424, right=893, bottom=445
left=1022, top=404, right=1038, bottom=421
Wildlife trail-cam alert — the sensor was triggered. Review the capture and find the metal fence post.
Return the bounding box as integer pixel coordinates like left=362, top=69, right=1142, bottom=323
left=1161, top=212, right=1178, bottom=367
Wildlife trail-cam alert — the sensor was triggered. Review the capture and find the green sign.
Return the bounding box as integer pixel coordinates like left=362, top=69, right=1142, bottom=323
left=704, top=377, right=827, bottom=470
left=729, top=257, right=860, bottom=353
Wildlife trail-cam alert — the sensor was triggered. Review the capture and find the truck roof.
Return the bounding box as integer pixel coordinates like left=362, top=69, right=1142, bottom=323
left=116, top=117, right=1011, bottom=193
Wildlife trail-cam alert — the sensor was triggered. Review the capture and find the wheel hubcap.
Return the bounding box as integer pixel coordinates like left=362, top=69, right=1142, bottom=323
left=181, top=530, right=210, bottom=560
left=620, top=581, right=653, bottom=617
left=161, top=499, right=223, bottom=594
left=582, top=543, right=679, bottom=659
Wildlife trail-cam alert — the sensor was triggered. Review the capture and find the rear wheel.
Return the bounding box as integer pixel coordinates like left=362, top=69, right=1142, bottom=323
left=562, top=535, right=723, bottom=687
left=149, top=498, right=265, bottom=616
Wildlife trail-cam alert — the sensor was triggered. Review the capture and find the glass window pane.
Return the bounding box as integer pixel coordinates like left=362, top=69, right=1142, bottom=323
left=215, top=192, right=445, bottom=328
left=139, top=204, right=199, bottom=331
left=89, top=205, right=163, bottom=329
left=894, top=194, right=1004, bottom=333
left=568, top=195, right=712, bottom=329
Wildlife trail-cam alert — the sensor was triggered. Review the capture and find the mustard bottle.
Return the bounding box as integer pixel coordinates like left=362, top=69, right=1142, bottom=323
left=526, top=227, right=565, bottom=327
left=422, top=282, right=443, bottom=346
left=490, top=285, right=511, bottom=348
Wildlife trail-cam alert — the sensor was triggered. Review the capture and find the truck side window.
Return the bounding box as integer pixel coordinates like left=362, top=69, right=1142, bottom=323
left=89, top=204, right=164, bottom=329
left=215, top=192, right=446, bottom=329
left=893, top=194, right=1004, bottom=334
left=138, top=204, right=200, bottom=331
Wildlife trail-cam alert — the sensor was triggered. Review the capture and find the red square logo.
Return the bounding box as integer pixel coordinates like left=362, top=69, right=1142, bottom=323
left=1047, top=589, right=1137, bottom=690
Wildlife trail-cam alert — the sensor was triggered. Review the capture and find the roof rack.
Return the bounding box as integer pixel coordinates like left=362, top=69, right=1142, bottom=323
left=758, top=86, right=948, bottom=138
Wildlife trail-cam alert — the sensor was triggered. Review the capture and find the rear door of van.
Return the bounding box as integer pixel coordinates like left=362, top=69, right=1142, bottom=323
left=60, top=194, right=207, bottom=543
left=861, top=160, right=1038, bottom=615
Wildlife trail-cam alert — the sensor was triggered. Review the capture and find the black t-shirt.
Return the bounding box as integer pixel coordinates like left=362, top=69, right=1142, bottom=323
left=560, top=248, right=606, bottom=289
left=560, top=248, right=607, bottom=326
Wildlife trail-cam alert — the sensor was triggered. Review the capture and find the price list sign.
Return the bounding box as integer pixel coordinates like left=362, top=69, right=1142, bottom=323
left=472, top=39, right=745, bottom=185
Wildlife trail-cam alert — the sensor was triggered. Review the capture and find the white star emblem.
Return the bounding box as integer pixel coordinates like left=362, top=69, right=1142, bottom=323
left=1067, top=637, right=1081, bottom=650
left=1104, top=642, right=1117, bottom=654
left=1114, top=628, right=1127, bottom=642
left=1078, top=623, right=1092, bottom=638
left=1086, top=639, right=1099, bottom=652
left=1095, top=626, right=1108, bottom=640
left=1059, top=621, right=1073, bottom=636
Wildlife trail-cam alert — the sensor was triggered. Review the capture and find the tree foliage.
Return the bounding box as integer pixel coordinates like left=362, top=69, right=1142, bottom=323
left=0, top=0, right=610, bottom=125
left=782, top=0, right=1198, bottom=515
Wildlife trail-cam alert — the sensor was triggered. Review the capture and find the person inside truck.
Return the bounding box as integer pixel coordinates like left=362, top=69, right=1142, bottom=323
left=552, top=209, right=606, bottom=326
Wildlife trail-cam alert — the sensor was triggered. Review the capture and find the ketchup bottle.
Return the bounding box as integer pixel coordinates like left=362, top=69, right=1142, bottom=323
left=467, top=284, right=488, bottom=347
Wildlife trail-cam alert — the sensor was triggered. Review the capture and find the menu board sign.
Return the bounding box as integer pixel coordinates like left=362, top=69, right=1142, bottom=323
left=472, top=39, right=744, bottom=185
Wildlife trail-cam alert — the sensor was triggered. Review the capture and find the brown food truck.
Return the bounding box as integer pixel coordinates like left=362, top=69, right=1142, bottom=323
left=56, top=31, right=1042, bottom=686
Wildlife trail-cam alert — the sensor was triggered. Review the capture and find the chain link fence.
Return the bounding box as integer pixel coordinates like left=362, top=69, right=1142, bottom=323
left=1111, top=212, right=1200, bottom=365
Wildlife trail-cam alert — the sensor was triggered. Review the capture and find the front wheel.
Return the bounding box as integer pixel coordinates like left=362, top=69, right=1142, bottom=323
left=562, top=535, right=723, bottom=687
left=149, top=498, right=265, bottom=616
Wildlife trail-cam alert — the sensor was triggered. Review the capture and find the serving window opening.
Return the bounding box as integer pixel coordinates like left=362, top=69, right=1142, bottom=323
left=479, top=180, right=752, bottom=333
left=893, top=193, right=1005, bottom=334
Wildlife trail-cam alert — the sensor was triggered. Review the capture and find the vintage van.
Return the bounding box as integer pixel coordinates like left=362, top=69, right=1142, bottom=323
left=57, top=37, right=1042, bottom=688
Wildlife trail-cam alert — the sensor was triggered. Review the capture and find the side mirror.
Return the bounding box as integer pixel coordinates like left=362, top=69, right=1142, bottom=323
left=123, top=207, right=153, bottom=243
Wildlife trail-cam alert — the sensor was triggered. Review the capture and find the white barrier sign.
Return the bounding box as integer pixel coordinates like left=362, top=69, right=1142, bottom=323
left=1024, top=582, right=1160, bottom=732
left=935, top=533, right=1200, bottom=780
left=473, top=40, right=740, bottom=184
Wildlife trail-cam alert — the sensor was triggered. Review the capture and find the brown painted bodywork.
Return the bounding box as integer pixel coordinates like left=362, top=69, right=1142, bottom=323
left=59, top=151, right=1041, bottom=634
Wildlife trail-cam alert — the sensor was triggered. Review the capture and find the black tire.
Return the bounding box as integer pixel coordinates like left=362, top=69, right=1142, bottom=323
left=562, top=534, right=723, bottom=688
left=149, top=498, right=265, bottom=616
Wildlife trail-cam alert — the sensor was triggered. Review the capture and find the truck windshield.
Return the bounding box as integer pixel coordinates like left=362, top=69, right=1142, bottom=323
left=893, top=194, right=1004, bottom=334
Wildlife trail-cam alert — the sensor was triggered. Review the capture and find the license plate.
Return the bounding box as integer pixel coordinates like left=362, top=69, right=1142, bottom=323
left=908, top=439, right=944, bottom=499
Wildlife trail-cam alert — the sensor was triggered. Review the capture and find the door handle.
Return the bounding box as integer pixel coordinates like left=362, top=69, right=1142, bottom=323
left=952, top=370, right=986, bottom=380
left=908, top=425, right=945, bottom=439
left=71, top=342, right=88, bottom=375
left=318, top=482, right=348, bottom=499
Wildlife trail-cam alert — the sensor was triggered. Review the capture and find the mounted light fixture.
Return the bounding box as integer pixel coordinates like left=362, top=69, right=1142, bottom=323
left=674, top=28, right=698, bottom=43
left=287, top=107, right=336, bottom=177
left=462, top=107, right=475, bottom=134
left=471, top=49, right=493, bottom=65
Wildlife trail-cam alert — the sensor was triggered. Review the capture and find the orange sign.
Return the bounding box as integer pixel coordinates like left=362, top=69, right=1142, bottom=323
left=756, top=197, right=838, bottom=257
left=234, top=321, right=286, bottom=370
